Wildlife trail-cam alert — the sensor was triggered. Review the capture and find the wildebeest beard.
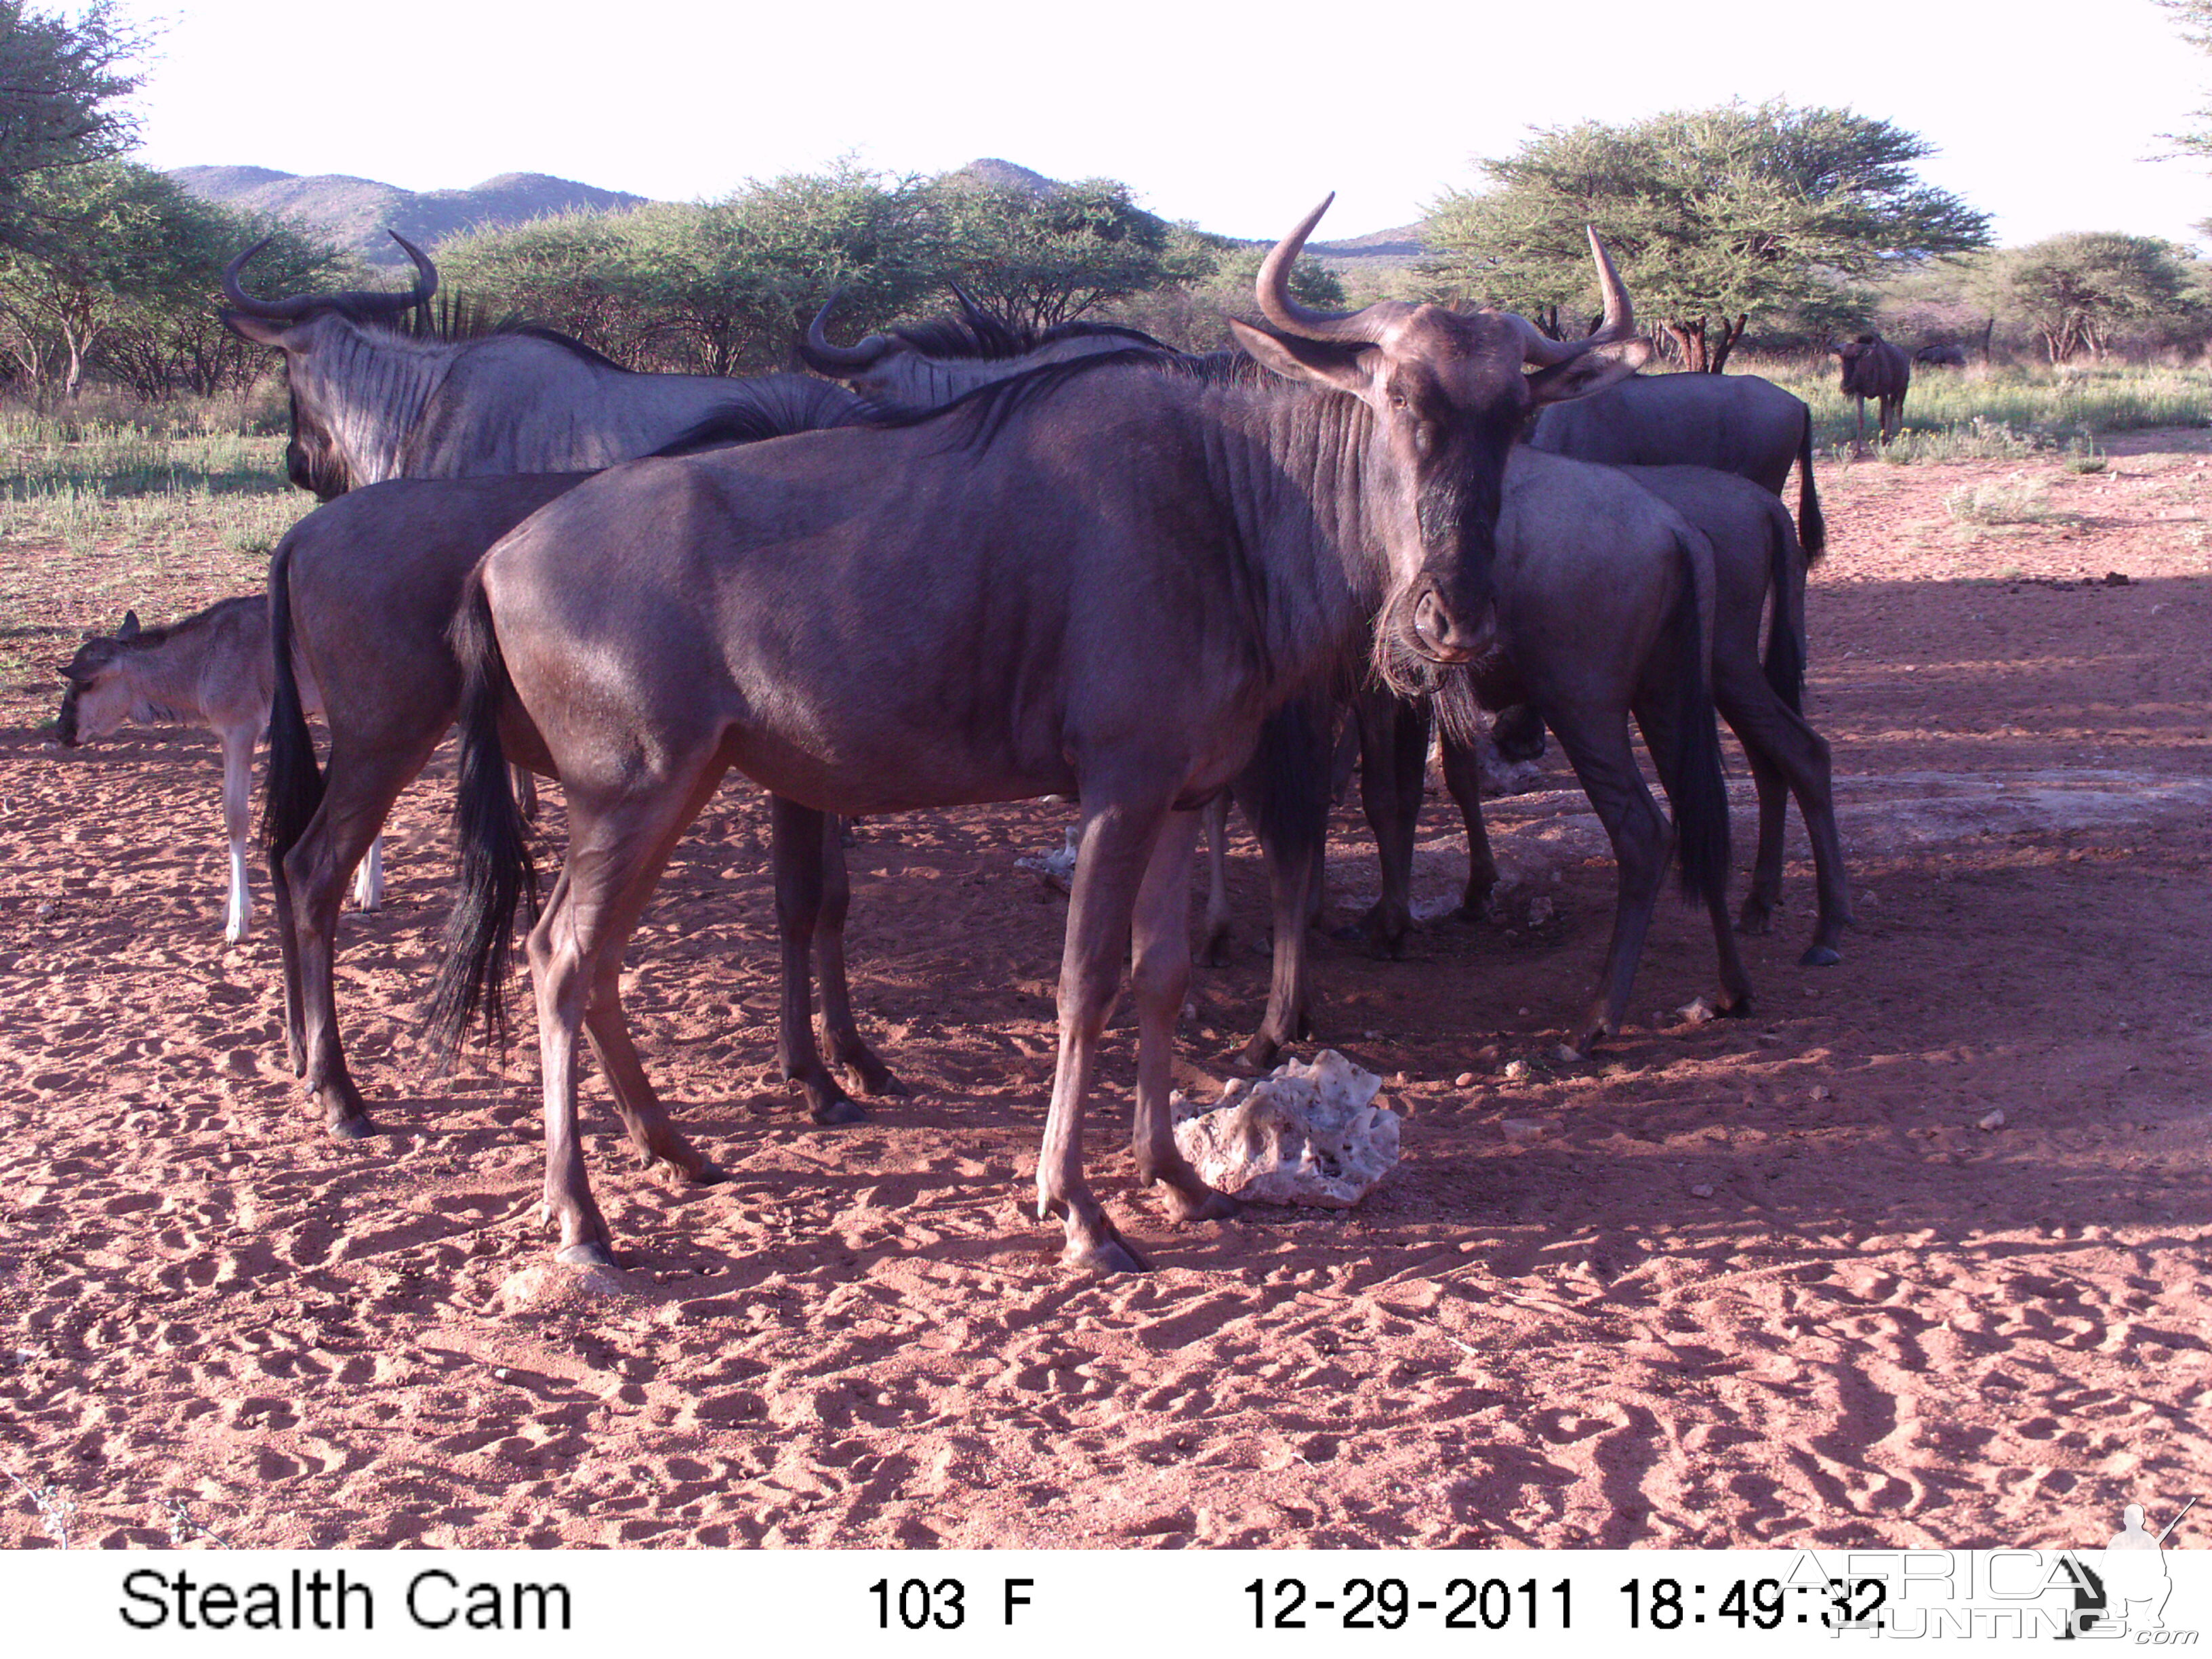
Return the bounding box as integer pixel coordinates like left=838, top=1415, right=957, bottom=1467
left=1370, top=457, right=1501, bottom=700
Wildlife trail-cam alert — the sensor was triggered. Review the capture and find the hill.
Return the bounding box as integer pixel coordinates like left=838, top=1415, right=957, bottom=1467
left=167, top=167, right=650, bottom=264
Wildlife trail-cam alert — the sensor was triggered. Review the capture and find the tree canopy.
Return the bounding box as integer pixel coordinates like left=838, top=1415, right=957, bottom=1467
left=1985, top=232, right=2204, bottom=363
left=1422, top=101, right=1991, bottom=371
left=0, top=1, right=144, bottom=255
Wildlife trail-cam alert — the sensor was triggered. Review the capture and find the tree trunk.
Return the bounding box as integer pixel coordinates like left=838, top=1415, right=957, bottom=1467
left=1706, top=314, right=1750, bottom=374
left=1663, top=318, right=1711, bottom=373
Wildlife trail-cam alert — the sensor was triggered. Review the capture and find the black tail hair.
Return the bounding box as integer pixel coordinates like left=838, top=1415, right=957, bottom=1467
left=424, top=577, right=540, bottom=1065
left=1656, top=534, right=1731, bottom=907
left=261, top=534, right=325, bottom=865
left=1759, top=499, right=1809, bottom=716
left=1240, top=693, right=1331, bottom=877
left=1795, top=406, right=1828, bottom=565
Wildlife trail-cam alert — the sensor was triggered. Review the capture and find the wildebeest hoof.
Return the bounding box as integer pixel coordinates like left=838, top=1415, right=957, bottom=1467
left=555, top=1240, right=619, bottom=1269
left=1201, top=928, right=1233, bottom=968
left=809, top=1096, right=868, bottom=1126
left=1236, top=1035, right=1284, bottom=1073
left=857, top=1070, right=910, bottom=1099
left=1160, top=1183, right=1239, bottom=1224
left=1800, top=945, right=1843, bottom=968
left=1061, top=1231, right=1149, bottom=1274
left=649, top=1151, right=726, bottom=1187
left=1735, top=909, right=1774, bottom=937
left=326, top=1111, right=375, bottom=1141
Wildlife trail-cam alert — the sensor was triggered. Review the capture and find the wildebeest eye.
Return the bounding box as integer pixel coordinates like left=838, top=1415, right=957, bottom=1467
left=1389, top=394, right=1409, bottom=410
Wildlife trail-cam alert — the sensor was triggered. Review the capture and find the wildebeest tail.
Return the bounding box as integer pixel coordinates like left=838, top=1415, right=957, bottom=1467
left=1760, top=497, right=1809, bottom=716
left=261, top=533, right=324, bottom=863
left=424, top=575, right=540, bottom=1065
left=1242, top=693, right=1330, bottom=876
left=1795, top=406, right=1828, bottom=565
left=1658, top=532, right=1730, bottom=907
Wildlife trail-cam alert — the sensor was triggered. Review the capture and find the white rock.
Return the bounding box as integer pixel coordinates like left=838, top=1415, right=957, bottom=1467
left=1473, top=736, right=1545, bottom=798
left=1551, top=1043, right=1582, bottom=1065
left=1014, top=826, right=1080, bottom=893
left=1677, top=998, right=1718, bottom=1025
left=1690, top=1183, right=1716, bottom=1199
left=1171, top=1050, right=1399, bottom=1208
left=1502, top=1059, right=1531, bottom=1082
left=1500, top=1118, right=1549, bottom=1143
left=1978, top=1109, right=2007, bottom=1131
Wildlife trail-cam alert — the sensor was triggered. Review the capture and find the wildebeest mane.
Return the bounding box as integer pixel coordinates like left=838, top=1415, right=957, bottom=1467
left=855, top=346, right=1183, bottom=449
left=647, top=377, right=874, bottom=459
left=335, top=290, right=633, bottom=373
left=887, top=310, right=1169, bottom=364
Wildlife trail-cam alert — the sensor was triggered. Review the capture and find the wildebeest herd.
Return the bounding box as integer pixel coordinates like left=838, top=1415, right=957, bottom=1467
left=52, top=200, right=1878, bottom=1275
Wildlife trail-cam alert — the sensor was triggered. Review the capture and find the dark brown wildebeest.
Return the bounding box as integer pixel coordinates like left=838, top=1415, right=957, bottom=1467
left=1528, top=370, right=1826, bottom=558
left=1832, top=331, right=1912, bottom=449
left=429, top=202, right=1650, bottom=1271
left=220, top=234, right=848, bottom=498
left=1239, top=449, right=1748, bottom=1065
left=260, top=382, right=882, bottom=1140
left=1914, top=343, right=1968, bottom=368
left=52, top=600, right=380, bottom=943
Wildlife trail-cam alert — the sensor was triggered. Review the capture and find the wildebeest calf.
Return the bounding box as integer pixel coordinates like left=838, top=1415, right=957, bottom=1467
left=52, top=600, right=379, bottom=943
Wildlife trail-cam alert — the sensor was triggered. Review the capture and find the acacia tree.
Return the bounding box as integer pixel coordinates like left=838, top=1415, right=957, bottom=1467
left=1988, top=233, right=2200, bottom=363
left=925, top=176, right=1182, bottom=331
left=1422, top=102, right=1990, bottom=371
left=0, top=1, right=144, bottom=256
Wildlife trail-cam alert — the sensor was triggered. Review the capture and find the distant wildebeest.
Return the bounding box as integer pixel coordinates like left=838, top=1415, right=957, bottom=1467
left=1239, top=449, right=1748, bottom=1066
left=1832, top=332, right=1912, bottom=448
left=52, top=601, right=379, bottom=944
left=260, top=383, right=877, bottom=1141
left=429, top=202, right=1650, bottom=1271
left=1914, top=343, right=1968, bottom=368
left=1528, top=369, right=1826, bottom=559
left=219, top=234, right=849, bottom=497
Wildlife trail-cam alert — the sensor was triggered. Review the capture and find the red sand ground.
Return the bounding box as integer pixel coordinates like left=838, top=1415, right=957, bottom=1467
left=0, top=437, right=2207, bottom=1549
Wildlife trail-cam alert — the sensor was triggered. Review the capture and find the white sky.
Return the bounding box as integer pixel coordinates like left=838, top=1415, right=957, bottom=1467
left=121, top=0, right=2211, bottom=250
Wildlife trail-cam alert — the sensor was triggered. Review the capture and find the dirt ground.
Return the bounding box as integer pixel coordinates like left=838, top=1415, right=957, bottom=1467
left=0, top=436, right=2207, bottom=1551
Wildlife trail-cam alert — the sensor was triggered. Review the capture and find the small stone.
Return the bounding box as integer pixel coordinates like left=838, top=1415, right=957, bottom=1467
left=1172, top=1050, right=1399, bottom=1208
left=1809, top=1084, right=1832, bottom=1102
left=1516, top=1007, right=1532, bottom=1018
left=493, top=1367, right=511, bottom=1380
left=2104, top=571, right=2130, bottom=586
left=1502, top=1059, right=1531, bottom=1082
left=1551, top=1043, right=1582, bottom=1065
left=1677, top=998, right=1717, bottom=1025
left=34, top=901, right=53, bottom=919
left=1363, top=1030, right=1383, bottom=1041
left=1454, top=1071, right=1477, bottom=1088
left=1500, top=1118, right=1548, bottom=1143
left=1689, top=1183, right=1715, bottom=1199
left=1978, top=1109, right=2007, bottom=1131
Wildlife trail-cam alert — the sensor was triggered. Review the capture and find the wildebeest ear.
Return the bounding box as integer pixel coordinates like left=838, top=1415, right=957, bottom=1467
left=118, top=610, right=140, bottom=640
left=53, top=661, right=81, bottom=681
left=1524, top=337, right=1650, bottom=408
left=219, top=309, right=293, bottom=350
left=1228, top=320, right=1375, bottom=396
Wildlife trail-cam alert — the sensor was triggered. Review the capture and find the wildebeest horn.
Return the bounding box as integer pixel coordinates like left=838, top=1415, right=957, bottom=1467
left=800, top=291, right=892, bottom=372
left=1510, top=228, right=1637, bottom=367
left=221, top=230, right=438, bottom=323
left=1256, top=194, right=1382, bottom=344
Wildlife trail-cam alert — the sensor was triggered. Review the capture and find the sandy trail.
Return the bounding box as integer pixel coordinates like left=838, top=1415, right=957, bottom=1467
left=0, top=437, right=2207, bottom=1549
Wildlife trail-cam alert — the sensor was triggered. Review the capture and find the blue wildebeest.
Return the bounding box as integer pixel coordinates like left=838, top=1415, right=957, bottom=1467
left=53, top=602, right=380, bottom=944
left=258, top=390, right=876, bottom=1140
left=428, top=201, right=1650, bottom=1271
left=1832, top=331, right=1912, bottom=449
left=1914, top=343, right=1967, bottom=368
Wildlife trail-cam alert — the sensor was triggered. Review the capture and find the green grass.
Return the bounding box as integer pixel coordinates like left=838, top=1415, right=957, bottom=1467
left=1734, top=359, right=2212, bottom=459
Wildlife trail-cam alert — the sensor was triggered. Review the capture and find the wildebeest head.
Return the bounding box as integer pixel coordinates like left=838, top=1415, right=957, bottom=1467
left=52, top=610, right=148, bottom=746
left=220, top=233, right=441, bottom=500
left=1228, top=199, right=1647, bottom=681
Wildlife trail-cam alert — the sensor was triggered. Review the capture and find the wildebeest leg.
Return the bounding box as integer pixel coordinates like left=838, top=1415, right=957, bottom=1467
left=814, top=813, right=905, bottom=1098
left=1548, top=710, right=1671, bottom=1052
left=770, top=795, right=866, bottom=1125
left=1437, top=724, right=1498, bottom=919
left=349, top=836, right=384, bottom=912
left=219, top=723, right=256, bottom=943
left=512, top=763, right=539, bottom=822
left=1634, top=694, right=1754, bottom=1022
left=1129, top=810, right=1235, bottom=1224
left=1036, top=785, right=1176, bottom=1272
left=1240, top=828, right=1318, bottom=1072
left=1199, top=793, right=1234, bottom=966
left=1349, top=686, right=1427, bottom=956
left=1717, top=672, right=1853, bottom=966
left=281, top=737, right=441, bottom=1136
left=531, top=771, right=724, bottom=1265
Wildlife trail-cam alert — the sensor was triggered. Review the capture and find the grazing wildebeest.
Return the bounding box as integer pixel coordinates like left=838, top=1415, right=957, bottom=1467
left=52, top=601, right=380, bottom=944
left=1528, top=369, right=1826, bottom=558
left=800, top=287, right=1170, bottom=411
left=260, top=381, right=883, bottom=1140
left=1832, top=331, right=1912, bottom=448
left=429, top=203, right=1650, bottom=1271
left=1240, top=449, right=1746, bottom=1065
left=1914, top=343, right=1968, bottom=368
left=220, top=234, right=848, bottom=497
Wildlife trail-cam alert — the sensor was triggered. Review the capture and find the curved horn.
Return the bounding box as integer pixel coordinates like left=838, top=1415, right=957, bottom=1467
left=948, top=280, right=991, bottom=327
left=1511, top=227, right=1639, bottom=367
left=1255, top=193, right=1381, bottom=344
left=221, top=231, right=436, bottom=325
left=800, top=291, right=892, bottom=372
